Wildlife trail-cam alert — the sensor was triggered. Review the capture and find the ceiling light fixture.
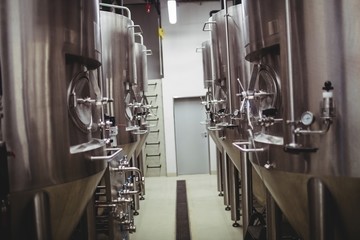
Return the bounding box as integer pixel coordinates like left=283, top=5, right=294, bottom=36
left=167, top=0, right=177, bottom=24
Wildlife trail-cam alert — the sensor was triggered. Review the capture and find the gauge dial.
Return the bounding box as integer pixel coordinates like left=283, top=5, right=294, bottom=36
left=301, top=111, right=314, bottom=126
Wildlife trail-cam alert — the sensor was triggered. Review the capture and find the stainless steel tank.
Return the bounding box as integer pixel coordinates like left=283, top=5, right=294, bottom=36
left=205, top=14, right=227, bottom=124
left=134, top=37, right=149, bottom=96
left=134, top=40, right=151, bottom=131
left=209, top=5, right=248, bottom=125
left=201, top=40, right=216, bottom=90
left=100, top=9, right=138, bottom=147
left=200, top=40, right=218, bottom=124
left=0, top=0, right=112, bottom=239
left=238, top=0, right=360, bottom=239
left=203, top=3, right=267, bottom=231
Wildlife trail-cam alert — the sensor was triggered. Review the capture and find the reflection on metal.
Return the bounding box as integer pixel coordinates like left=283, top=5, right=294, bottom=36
left=0, top=0, right=147, bottom=239
left=200, top=0, right=360, bottom=239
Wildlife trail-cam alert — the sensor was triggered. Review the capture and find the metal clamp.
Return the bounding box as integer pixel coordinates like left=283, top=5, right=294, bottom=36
left=232, top=141, right=265, bottom=153
left=90, top=148, right=122, bottom=161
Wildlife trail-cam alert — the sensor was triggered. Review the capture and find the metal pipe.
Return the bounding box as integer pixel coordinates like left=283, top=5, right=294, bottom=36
left=240, top=150, right=252, bottom=235
left=284, top=0, right=297, bottom=145
left=33, top=192, right=51, bottom=240
left=229, top=162, right=240, bottom=226
left=216, top=147, right=223, bottom=194
left=223, top=151, right=231, bottom=210
left=99, top=3, right=131, bottom=19
left=308, top=178, right=335, bottom=240
left=134, top=33, right=143, bottom=45
left=266, top=190, right=282, bottom=240
left=223, top=0, right=233, bottom=119
left=110, top=166, right=144, bottom=193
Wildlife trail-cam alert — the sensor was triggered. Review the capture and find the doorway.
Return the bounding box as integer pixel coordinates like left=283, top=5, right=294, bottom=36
left=174, top=97, right=210, bottom=175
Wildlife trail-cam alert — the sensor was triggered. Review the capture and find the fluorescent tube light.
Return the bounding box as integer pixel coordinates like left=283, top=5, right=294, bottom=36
left=167, top=0, right=177, bottom=24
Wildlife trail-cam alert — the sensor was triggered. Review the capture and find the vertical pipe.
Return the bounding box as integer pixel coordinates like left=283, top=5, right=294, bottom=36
left=223, top=151, right=231, bottom=210
left=284, top=0, right=297, bottom=145
left=216, top=147, right=223, bottom=195
left=138, top=151, right=146, bottom=198
left=229, top=162, right=240, bottom=226
left=133, top=175, right=140, bottom=214
left=32, top=192, right=51, bottom=240
left=223, top=0, right=233, bottom=119
left=240, top=151, right=252, bottom=235
left=308, top=178, right=334, bottom=240
left=266, top=190, right=282, bottom=240
left=85, top=197, right=96, bottom=240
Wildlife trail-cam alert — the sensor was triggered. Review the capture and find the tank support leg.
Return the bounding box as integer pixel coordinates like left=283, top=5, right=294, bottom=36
left=308, top=178, right=334, bottom=240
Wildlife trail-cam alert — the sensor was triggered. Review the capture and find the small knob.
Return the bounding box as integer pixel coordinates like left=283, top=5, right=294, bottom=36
left=322, top=81, right=334, bottom=91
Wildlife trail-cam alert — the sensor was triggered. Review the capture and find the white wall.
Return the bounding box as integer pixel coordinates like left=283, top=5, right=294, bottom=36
left=160, top=0, right=220, bottom=176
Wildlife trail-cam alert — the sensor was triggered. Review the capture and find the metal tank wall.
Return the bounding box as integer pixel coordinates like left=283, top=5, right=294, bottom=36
left=0, top=0, right=119, bottom=239
left=100, top=9, right=138, bottom=147
left=234, top=0, right=360, bottom=239
left=133, top=35, right=151, bottom=130
left=200, top=3, right=267, bottom=231
left=94, top=4, right=147, bottom=239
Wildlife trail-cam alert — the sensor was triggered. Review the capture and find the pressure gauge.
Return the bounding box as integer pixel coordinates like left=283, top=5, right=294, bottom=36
left=301, top=111, right=314, bottom=126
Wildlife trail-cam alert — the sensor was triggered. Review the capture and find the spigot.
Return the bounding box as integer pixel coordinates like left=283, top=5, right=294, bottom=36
left=264, top=162, right=276, bottom=169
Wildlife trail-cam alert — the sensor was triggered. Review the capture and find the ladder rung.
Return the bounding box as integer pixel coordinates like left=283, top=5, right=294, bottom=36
left=147, top=118, right=159, bottom=121
left=147, top=164, right=162, bottom=168
left=146, top=153, right=161, bottom=157
left=145, top=94, right=158, bottom=98
left=146, top=141, right=160, bottom=145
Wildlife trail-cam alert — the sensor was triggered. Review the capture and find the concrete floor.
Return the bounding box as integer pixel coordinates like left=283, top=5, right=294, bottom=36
left=131, top=174, right=243, bottom=240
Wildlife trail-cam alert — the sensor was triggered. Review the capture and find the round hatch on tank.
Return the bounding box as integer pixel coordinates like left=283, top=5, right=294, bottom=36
left=249, top=64, right=280, bottom=119
left=68, top=70, right=100, bottom=133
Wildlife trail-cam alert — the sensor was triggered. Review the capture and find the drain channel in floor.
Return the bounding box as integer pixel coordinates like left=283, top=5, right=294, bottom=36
left=176, top=180, right=191, bottom=240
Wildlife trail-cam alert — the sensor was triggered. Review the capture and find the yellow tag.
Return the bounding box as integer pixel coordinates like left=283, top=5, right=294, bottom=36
left=158, top=27, right=164, bottom=39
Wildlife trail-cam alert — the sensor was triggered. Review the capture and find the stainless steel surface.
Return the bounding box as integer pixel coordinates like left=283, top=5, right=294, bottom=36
left=0, top=0, right=112, bottom=238
left=222, top=151, right=231, bottom=208
left=284, top=0, right=297, bottom=146
left=242, top=0, right=282, bottom=61
left=240, top=149, right=252, bottom=235
left=0, top=0, right=107, bottom=190
left=229, top=162, right=240, bottom=224
left=134, top=42, right=148, bottom=94
left=265, top=190, right=282, bottom=240
left=100, top=10, right=137, bottom=146
left=201, top=41, right=216, bottom=89
left=223, top=0, right=233, bottom=117
left=240, top=1, right=360, bottom=239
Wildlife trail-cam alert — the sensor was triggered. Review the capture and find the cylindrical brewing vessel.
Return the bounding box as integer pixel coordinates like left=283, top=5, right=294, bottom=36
left=201, top=40, right=216, bottom=90
left=134, top=42, right=150, bottom=128
left=100, top=10, right=137, bottom=146
left=134, top=42, right=148, bottom=96
left=243, top=0, right=360, bottom=239
left=0, top=0, right=107, bottom=239
left=207, top=14, right=227, bottom=121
